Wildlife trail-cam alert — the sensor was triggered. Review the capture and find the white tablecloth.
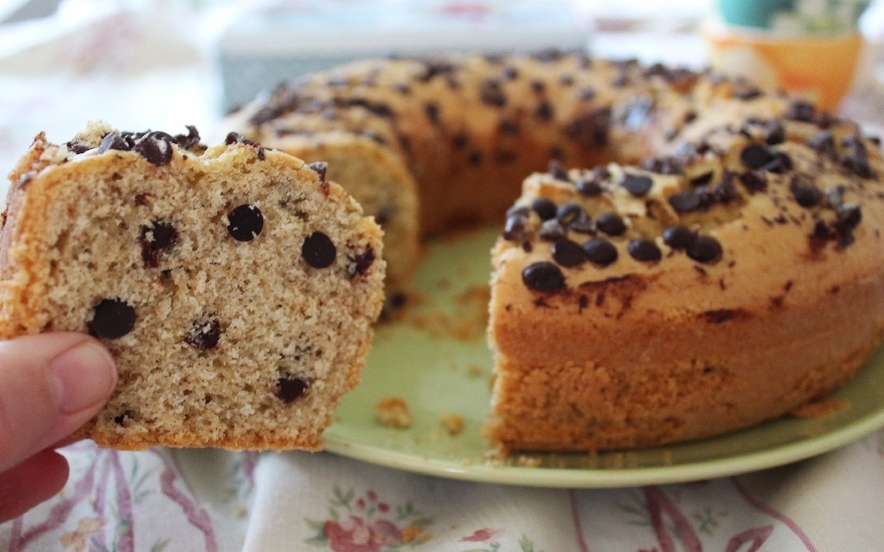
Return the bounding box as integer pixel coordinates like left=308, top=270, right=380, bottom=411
left=2, top=3, right=884, bottom=550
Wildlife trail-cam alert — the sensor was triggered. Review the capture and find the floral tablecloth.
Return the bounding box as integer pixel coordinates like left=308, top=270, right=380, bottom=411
left=2, top=2, right=884, bottom=551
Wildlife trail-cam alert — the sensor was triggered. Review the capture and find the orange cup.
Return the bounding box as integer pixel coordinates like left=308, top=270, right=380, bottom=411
left=703, top=22, right=865, bottom=111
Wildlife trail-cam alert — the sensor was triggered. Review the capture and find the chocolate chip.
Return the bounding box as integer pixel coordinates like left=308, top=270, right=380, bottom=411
left=552, top=239, right=586, bottom=267
left=763, top=121, right=786, bottom=145
left=186, top=318, right=221, bottom=350
left=548, top=160, right=569, bottom=181
left=807, top=130, right=837, bottom=156
left=733, top=85, right=762, bottom=100
left=739, top=170, right=767, bottom=192
left=662, top=225, right=696, bottom=249
left=689, top=171, right=714, bottom=186
left=790, top=178, right=822, bottom=207
left=595, top=212, right=626, bottom=236
left=302, top=231, right=337, bottom=268
left=785, top=99, right=816, bottom=122
left=621, top=174, right=653, bottom=196
left=836, top=203, right=862, bottom=229
left=501, top=66, right=519, bottom=80
left=578, top=87, right=596, bottom=101
left=583, top=238, right=618, bottom=266
left=763, top=151, right=793, bottom=174
left=534, top=100, right=554, bottom=121
left=98, top=132, right=132, bottom=153
left=628, top=238, right=661, bottom=261
left=668, top=190, right=701, bottom=213
left=576, top=178, right=603, bottom=196
left=687, top=235, right=723, bottom=263
left=643, top=156, right=683, bottom=175
left=531, top=197, right=558, bottom=220
left=134, top=132, right=174, bottom=166
left=308, top=161, right=328, bottom=181
left=424, top=102, right=440, bottom=124
left=139, top=220, right=178, bottom=268
left=499, top=119, right=520, bottom=136
left=480, top=78, right=507, bottom=107
left=89, top=298, right=136, bottom=339
left=522, top=261, right=566, bottom=292
left=556, top=202, right=584, bottom=225
left=453, top=131, right=469, bottom=148
left=568, top=210, right=595, bottom=234
left=348, top=247, right=376, bottom=277
left=539, top=219, right=567, bottom=241
left=503, top=212, right=527, bottom=241
left=276, top=375, right=309, bottom=402
left=227, top=204, right=264, bottom=242
left=740, top=143, right=776, bottom=170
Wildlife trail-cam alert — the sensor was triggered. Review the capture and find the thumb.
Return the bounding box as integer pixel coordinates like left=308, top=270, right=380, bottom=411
left=0, top=333, right=117, bottom=472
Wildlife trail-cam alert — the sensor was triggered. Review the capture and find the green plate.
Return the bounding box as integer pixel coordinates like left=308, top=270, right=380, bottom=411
left=323, top=225, right=884, bottom=488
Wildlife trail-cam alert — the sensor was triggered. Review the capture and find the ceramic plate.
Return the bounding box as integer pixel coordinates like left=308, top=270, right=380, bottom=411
left=323, top=226, right=884, bottom=488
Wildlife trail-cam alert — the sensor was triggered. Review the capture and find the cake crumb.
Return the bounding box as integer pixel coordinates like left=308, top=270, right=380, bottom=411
left=466, top=364, right=486, bottom=378
left=376, top=397, right=413, bottom=428
left=440, top=413, right=464, bottom=436
left=515, top=455, right=542, bottom=468
left=791, top=397, right=850, bottom=418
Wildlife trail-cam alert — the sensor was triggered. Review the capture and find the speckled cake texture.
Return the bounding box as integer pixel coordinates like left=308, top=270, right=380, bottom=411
left=0, top=122, right=386, bottom=451
left=227, top=51, right=884, bottom=451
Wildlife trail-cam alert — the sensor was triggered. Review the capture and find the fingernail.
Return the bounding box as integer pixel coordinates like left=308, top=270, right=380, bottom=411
left=48, top=342, right=117, bottom=414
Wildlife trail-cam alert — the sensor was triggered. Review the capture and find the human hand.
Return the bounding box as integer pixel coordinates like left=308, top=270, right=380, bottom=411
left=0, top=333, right=117, bottom=523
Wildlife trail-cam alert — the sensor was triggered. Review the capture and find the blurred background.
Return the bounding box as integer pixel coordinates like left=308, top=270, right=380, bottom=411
left=0, top=0, right=881, bottom=177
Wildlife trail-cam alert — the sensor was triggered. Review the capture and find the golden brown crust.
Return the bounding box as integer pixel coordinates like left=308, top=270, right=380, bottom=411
left=0, top=125, right=385, bottom=451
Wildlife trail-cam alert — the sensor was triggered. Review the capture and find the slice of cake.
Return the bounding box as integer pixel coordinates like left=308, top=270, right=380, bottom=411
left=0, top=122, right=385, bottom=451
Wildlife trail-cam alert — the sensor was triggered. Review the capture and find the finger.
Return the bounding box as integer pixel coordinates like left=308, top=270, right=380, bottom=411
left=0, top=449, right=69, bottom=523
left=0, top=333, right=117, bottom=473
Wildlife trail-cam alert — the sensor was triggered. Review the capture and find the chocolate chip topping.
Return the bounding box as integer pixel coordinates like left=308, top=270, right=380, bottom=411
left=740, top=143, right=776, bottom=170
left=98, top=132, right=133, bottom=153
left=738, top=170, right=768, bottom=193
left=276, top=375, right=309, bottom=403
left=522, top=261, right=566, bottom=292
left=596, top=213, right=627, bottom=236
left=531, top=197, right=558, bottom=220
left=139, top=220, right=178, bottom=268
left=308, top=161, right=328, bottom=182
left=134, top=131, right=174, bottom=166
left=89, top=298, right=136, bottom=339
left=583, top=238, right=618, bottom=266
left=548, top=159, right=569, bottom=181
left=227, top=204, right=264, bottom=242
left=302, top=231, right=337, bottom=268
left=186, top=318, right=221, bottom=350
left=790, top=178, right=822, bottom=207
left=687, top=235, right=722, bottom=263
left=479, top=78, right=507, bottom=107
left=556, top=202, right=585, bottom=225
left=552, top=239, right=586, bottom=267
left=348, top=247, right=376, bottom=278
left=539, top=219, right=567, bottom=241
left=621, top=174, right=653, bottom=196
left=785, top=99, right=816, bottom=122
left=668, top=190, right=701, bottom=213
left=576, top=178, right=603, bottom=196
left=628, top=238, right=662, bottom=261
left=662, top=225, right=696, bottom=249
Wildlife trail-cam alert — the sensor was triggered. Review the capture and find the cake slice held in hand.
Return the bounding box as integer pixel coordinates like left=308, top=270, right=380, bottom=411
left=0, top=122, right=386, bottom=451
